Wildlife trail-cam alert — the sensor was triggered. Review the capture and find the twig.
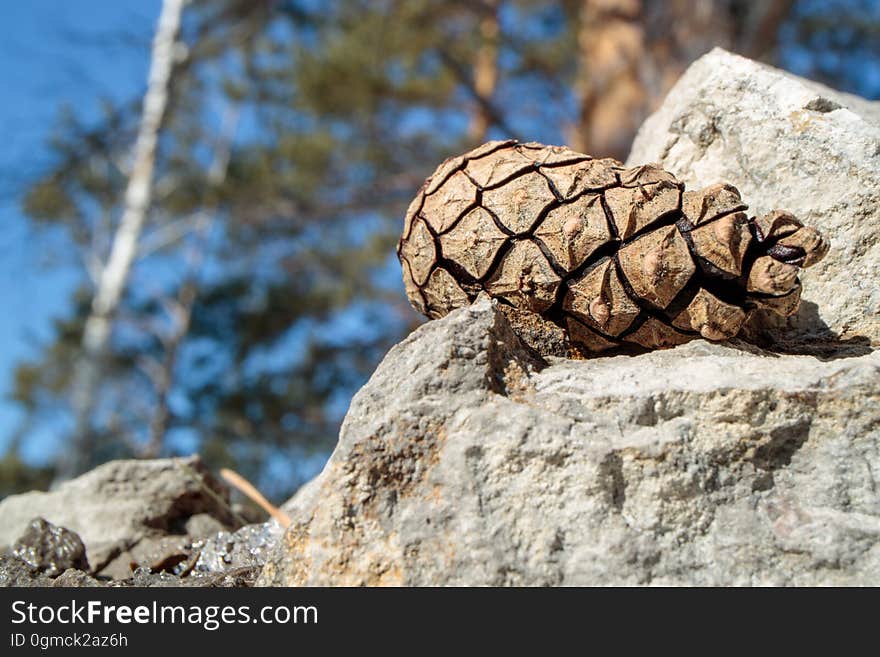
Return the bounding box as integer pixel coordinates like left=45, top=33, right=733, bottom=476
left=220, top=468, right=291, bottom=528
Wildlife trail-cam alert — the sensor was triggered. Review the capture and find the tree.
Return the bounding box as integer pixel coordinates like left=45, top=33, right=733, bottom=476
left=780, top=0, right=880, bottom=98
left=61, top=0, right=188, bottom=480
left=469, top=0, right=501, bottom=142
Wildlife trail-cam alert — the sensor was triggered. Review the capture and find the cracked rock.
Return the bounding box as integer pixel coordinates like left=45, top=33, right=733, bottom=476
left=258, top=297, right=880, bottom=585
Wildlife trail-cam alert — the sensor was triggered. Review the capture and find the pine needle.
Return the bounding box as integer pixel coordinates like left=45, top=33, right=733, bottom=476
left=220, top=468, right=292, bottom=528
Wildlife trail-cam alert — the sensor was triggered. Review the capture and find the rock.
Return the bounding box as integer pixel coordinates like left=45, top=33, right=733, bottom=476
left=99, top=513, right=240, bottom=580
left=102, top=535, right=194, bottom=580
left=11, top=518, right=89, bottom=576
left=51, top=569, right=104, bottom=587
left=0, top=519, right=96, bottom=587
left=627, top=48, right=880, bottom=351
left=0, top=505, right=273, bottom=588
left=120, top=565, right=261, bottom=587
left=192, top=521, right=284, bottom=574
left=0, top=555, right=54, bottom=587
left=185, top=513, right=231, bottom=539
left=189, top=567, right=262, bottom=587
left=0, top=555, right=261, bottom=588
left=258, top=297, right=880, bottom=586
left=0, top=457, right=280, bottom=587
left=0, top=456, right=238, bottom=574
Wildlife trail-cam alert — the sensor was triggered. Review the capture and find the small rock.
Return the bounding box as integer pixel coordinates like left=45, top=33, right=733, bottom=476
left=101, top=535, right=193, bottom=580
left=115, top=565, right=260, bottom=588
left=185, top=513, right=230, bottom=540
left=193, top=521, right=283, bottom=574
left=124, top=566, right=185, bottom=588
left=188, top=567, right=262, bottom=588
left=0, top=555, right=53, bottom=587
left=52, top=569, right=104, bottom=587
left=12, top=518, right=89, bottom=577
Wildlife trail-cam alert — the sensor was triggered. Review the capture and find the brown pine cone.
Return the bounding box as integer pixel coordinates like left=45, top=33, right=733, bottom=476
left=397, top=140, right=829, bottom=354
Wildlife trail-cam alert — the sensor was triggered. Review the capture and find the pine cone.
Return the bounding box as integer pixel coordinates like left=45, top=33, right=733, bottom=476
left=397, top=140, right=829, bottom=354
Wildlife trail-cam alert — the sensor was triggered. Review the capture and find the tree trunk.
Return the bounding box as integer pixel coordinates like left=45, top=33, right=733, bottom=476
left=569, top=0, right=795, bottom=161
left=469, top=0, right=500, bottom=143
left=569, top=0, right=645, bottom=159
left=60, top=0, right=187, bottom=480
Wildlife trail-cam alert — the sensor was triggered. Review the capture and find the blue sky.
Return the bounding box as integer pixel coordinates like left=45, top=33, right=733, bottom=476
left=0, top=1, right=159, bottom=457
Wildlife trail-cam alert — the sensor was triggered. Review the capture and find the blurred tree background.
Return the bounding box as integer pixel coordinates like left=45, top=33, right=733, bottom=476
left=2, top=0, right=878, bottom=500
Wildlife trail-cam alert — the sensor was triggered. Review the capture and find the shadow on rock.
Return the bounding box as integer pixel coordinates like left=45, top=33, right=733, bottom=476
left=743, top=301, right=874, bottom=361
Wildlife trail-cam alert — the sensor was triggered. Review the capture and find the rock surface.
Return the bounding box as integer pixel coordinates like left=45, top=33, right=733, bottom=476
left=258, top=297, right=880, bottom=585
left=0, top=456, right=238, bottom=575
left=628, top=48, right=880, bottom=350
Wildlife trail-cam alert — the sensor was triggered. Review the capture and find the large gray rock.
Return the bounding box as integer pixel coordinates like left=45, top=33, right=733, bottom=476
left=259, top=298, right=880, bottom=586
left=0, top=456, right=237, bottom=573
left=628, top=48, right=880, bottom=349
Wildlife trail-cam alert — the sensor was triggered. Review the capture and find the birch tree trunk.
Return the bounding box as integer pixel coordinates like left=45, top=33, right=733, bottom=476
left=60, top=0, right=187, bottom=480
